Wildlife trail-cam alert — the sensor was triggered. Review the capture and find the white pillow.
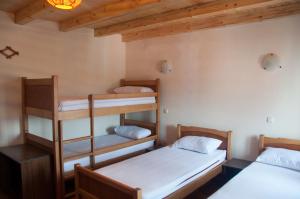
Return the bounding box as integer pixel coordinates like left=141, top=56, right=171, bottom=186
left=172, top=136, right=222, bottom=154
left=114, top=126, right=151, bottom=140
left=113, top=86, right=154, bottom=94
left=256, top=147, right=300, bottom=171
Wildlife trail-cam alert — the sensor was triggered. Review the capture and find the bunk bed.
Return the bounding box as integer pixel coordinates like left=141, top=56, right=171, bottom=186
left=74, top=124, right=232, bottom=199
left=21, top=76, right=160, bottom=199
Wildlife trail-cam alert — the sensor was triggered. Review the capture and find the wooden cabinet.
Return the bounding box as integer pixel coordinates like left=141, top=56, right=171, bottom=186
left=222, top=158, right=252, bottom=180
left=0, top=144, right=53, bottom=199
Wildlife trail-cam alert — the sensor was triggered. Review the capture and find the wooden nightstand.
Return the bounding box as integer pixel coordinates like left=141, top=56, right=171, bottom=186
left=222, top=158, right=252, bottom=181
left=0, top=144, right=53, bottom=199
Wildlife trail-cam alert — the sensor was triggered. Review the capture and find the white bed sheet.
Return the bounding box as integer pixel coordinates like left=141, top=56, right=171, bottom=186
left=64, top=140, right=154, bottom=172
left=209, top=162, right=300, bottom=199
left=96, top=147, right=226, bottom=199
left=59, top=97, right=156, bottom=112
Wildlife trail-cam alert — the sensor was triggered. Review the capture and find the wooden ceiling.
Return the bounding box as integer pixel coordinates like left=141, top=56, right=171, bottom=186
left=1, top=0, right=300, bottom=42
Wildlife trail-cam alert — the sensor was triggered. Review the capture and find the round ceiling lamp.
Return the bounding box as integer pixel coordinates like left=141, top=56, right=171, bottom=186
left=47, top=0, right=82, bottom=10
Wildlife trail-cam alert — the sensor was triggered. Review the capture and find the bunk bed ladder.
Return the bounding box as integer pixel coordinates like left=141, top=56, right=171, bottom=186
left=60, top=96, right=96, bottom=198
left=89, top=95, right=96, bottom=169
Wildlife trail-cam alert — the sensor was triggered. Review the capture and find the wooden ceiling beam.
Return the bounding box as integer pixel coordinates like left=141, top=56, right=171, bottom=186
left=59, top=0, right=160, bottom=32
left=15, top=0, right=50, bottom=25
left=94, top=0, right=274, bottom=37
left=122, top=0, right=300, bottom=42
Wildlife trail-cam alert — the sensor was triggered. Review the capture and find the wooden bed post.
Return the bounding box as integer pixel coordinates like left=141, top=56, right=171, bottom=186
left=89, top=94, right=95, bottom=169
left=51, top=75, right=62, bottom=199
left=74, top=164, right=80, bottom=199
left=226, top=131, right=232, bottom=160
left=177, top=124, right=182, bottom=139
left=155, top=78, right=160, bottom=146
left=58, top=121, right=65, bottom=197
left=120, top=79, right=126, bottom=126
left=259, top=134, right=265, bottom=153
left=136, top=188, right=142, bottom=199
left=21, top=77, right=28, bottom=143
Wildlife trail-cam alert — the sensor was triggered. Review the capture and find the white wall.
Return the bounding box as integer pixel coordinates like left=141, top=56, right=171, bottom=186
left=126, top=15, right=300, bottom=160
left=0, top=11, right=126, bottom=146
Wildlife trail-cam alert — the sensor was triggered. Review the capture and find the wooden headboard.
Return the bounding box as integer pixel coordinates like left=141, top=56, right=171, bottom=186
left=259, top=135, right=300, bottom=153
left=120, top=79, right=160, bottom=93
left=177, top=124, right=232, bottom=160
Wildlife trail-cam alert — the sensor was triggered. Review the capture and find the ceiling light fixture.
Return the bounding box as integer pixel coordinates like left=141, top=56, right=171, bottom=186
left=47, top=0, right=82, bottom=10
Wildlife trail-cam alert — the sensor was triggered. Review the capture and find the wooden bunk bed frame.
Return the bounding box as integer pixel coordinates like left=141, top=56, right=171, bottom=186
left=21, top=75, right=160, bottom=199
left=74, top=124, right=232, bottom=199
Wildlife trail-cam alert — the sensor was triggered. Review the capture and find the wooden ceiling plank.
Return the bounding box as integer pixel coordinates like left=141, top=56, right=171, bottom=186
left=15, top=0, right=49, bottom=25
left=94, top=0, right=274, bottom=36
left=122, top=0, right=300, bottom=41
left=59, top=0, right=160, bottom=32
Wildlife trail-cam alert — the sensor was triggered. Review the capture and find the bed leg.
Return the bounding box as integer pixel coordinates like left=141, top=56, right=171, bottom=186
left=74, top=164, right=81, bottom=199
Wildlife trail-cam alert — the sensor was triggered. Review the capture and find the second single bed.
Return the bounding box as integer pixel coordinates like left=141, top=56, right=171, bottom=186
left=74, top=124, right=232, bottom=199
left=209, top=135, right=300, bottom=199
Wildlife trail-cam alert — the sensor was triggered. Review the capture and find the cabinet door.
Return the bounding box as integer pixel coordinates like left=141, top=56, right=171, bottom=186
left=0, top=155, right=22, bottom=199
left=21, top=156, right=53, bottom=199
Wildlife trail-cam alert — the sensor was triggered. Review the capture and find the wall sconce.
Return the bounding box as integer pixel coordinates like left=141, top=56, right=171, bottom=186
left=261, top=53, right=282, bottom=71
left=160, top=60, right=173, bottom=74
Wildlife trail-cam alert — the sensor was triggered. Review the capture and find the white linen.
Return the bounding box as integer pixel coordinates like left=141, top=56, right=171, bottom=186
left=96, top=147, right=226, bottom=199
left=64, top=140, right=154, bottom=172
left=256, top=147, right=300, bottom=171
left=59, top=97, right=156, bottom=111
left=209, top=162, right=300, bottom=199
left=113, top=86, right=154, bottom=94
left=114, top=126, right=151, bottom=140
left=172, top=136, right=222, bottom=154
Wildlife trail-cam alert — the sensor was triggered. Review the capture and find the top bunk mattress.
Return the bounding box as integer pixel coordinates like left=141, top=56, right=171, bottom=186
left=59, top=97, right=156, bottom=112
left=209, top=162, right=300, bottom=199
left=96, top=146, right=226, bottom=199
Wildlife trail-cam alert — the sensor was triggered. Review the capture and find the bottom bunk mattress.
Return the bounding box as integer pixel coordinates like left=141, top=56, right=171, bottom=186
left=64, top=134, right=154, bottom=172
left=209, top=162, right=300, bottom=199
left=95, top=146, right=226, bottom=199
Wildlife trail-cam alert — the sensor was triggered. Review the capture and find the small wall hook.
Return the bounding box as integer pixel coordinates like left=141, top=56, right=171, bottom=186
left=0, top=46, right=19, bottom=59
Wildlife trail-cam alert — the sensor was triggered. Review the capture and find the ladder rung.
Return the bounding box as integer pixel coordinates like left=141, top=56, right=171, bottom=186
left=63, top=136, right=93, bottom=144
left=64, top=152, right=93, bottom=162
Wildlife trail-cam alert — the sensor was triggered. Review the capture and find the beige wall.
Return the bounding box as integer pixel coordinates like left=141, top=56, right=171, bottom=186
left=126, top=15, right=300, bottom=160
left=1, top=9, right=300, bottom=160
left=0, top=11, right=126, bottom=146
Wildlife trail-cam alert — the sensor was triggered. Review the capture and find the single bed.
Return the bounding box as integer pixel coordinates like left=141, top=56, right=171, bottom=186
left=74, top=124, right=232, bottom=199
left=209, top=135, right=300, bottom=199
left=96, top=146, right=226, bottom=199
